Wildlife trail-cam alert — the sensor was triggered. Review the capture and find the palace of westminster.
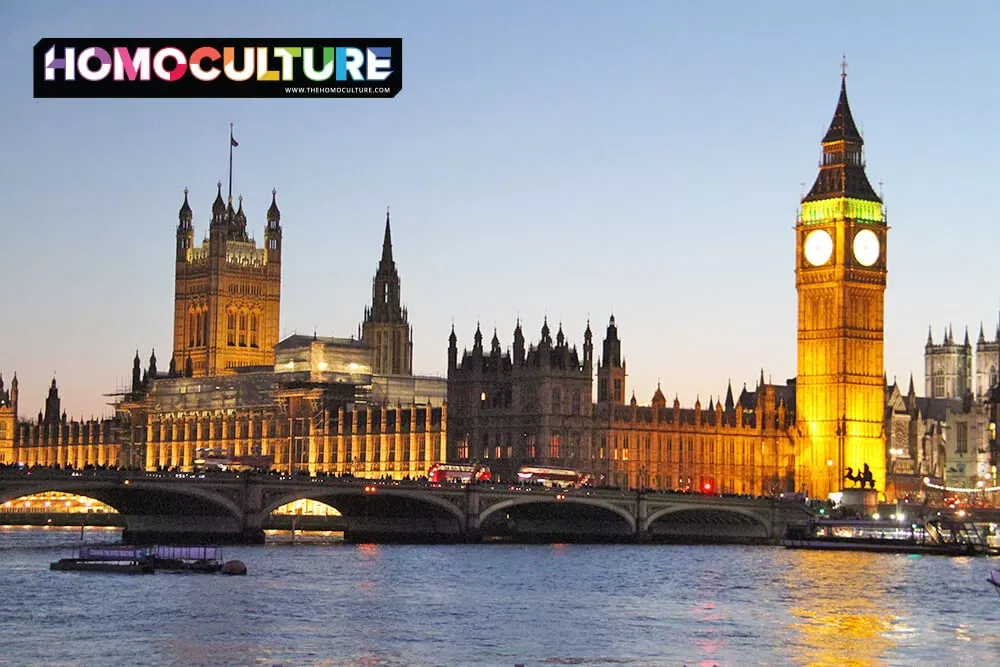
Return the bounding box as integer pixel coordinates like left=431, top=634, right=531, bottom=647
left=2, top=72, right=999, bottom=502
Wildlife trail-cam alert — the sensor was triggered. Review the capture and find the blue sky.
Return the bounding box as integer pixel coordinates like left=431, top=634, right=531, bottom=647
left=1, top=1, right=998, bottom=418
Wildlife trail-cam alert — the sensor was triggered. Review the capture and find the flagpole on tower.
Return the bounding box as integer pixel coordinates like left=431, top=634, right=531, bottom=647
left=228, top=123, right=234, bottom=202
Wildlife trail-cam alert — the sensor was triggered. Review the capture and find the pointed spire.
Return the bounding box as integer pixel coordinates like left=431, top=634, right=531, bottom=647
left=759, top=368, right=765, bottom=388
left=380, top=206, right=394, bottom=266
left=234, top=194, right=246, bottom=226
left=178, top=187, right=192, bottom=221
left=448, top=323, right=457, bottom=346
left=908, top=373, right=915, bottom=396
left=725, top=380, right=735, bottom=412
left=823, top=59, right=862, bottom=144
left=803, top=63, right=880, bottom=203
left=964, top=326, right=970, bottom=347
left=927, top=325, right=934, bottom=346
left=267, top=188, right=280, bottom=222
left=979, top=322, right=986, bottom=344
left=212, top=181, right=226, bottom=216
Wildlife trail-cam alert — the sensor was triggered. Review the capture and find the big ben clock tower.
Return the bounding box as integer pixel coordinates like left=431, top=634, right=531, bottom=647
left=796, top=63, right=887, bottom=499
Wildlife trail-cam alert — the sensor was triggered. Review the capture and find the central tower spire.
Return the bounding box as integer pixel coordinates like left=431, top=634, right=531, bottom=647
left=361, top=207, right=412, bottom=376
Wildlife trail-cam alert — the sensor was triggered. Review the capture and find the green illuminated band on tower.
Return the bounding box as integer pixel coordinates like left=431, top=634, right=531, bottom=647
left=800, top=197, right=884, bottom=225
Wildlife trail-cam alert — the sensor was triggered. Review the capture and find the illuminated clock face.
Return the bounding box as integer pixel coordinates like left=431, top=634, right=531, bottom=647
left=853, top=229, right=880, bottom=267
left=803, top=229, right=833, bottom=266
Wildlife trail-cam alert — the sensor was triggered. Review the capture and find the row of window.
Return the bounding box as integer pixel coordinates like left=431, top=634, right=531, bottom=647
left=228, top=283, right=264, bottom=296
left=227, top=310, right=260, bottom=348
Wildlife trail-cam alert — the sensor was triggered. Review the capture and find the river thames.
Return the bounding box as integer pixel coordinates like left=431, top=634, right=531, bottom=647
left=0, top=527, right=997, bottom=666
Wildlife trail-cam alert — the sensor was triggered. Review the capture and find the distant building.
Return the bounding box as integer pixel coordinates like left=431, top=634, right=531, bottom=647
left=5, top=190, right=444, bottom=478
left=446, top=318, right=594, bottom=482
left=884, top=377, right=991, bottom=496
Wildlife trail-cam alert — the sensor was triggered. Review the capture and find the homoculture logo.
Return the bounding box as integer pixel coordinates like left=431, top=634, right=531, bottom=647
left=34, top=38, right=402, bottom=98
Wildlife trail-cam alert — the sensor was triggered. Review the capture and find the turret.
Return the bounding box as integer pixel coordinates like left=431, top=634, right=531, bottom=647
left=148, top=349, right=158, bottom=379
left=490, top=328, right=501, bottom=357
left=265, top=188, right=282, bottom=263
left=651, top=383, right=666, bottom=409
left=176, top=187, right=194, bottom=262
left=473, top=322, right=483, bottom=355
left=9, top=374, right=17, bottom=416
left=582, top=319, right=593, bottom=371
left=446, top=326, right=458, bottom=372
left=513, top=319, right=525, bottom=366
left=209, top=182, right=227, bottom=257
left=597, top=314, right=626, bottom=404
left=131, top=350, right=141, bottom=393
left=43, top=378, right=60, bottom=425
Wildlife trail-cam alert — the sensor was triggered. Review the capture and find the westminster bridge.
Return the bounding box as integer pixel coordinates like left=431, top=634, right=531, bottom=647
left=0, top=469, right=814, bottom=545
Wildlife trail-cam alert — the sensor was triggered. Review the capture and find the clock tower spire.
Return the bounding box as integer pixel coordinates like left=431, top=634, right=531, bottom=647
left=795, top=65, right=888, bottom=499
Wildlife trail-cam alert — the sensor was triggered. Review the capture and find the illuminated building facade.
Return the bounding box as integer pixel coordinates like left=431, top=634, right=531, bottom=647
left=446, top=318, right=595, bottom=481
left=595, top=377, right=796, bottom=495
left=0, top=376, right=129, bottom=468
left=5, top=193, right=444, bottom=478
left=172, top=185, right=282, bottom=377
left=794, top=69, right=888, bottom=498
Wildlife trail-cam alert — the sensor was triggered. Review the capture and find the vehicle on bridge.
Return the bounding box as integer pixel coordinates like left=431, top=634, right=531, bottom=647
left=193, top=453, right=274, bottom=472
left=427, top=463, right=491, bottom=484
left=516, top=466, right=594, bottom=488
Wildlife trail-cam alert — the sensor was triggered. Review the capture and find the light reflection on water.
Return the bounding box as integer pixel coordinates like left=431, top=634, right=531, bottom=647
left=1, top=527, right=999, bottom=666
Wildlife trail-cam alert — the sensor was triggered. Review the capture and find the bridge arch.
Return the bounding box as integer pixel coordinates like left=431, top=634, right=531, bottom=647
left=480, top=496, right=637, bottom=535
left=0, top=479, right=244, bottom=521
left=643, top=505, right=770, bottom=533
left=258, top=488, right=465, bottom=525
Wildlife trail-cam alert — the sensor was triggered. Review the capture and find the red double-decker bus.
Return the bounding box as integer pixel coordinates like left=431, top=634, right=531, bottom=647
left=516, top=466, right=593, bottom=488
left=427, top=463, right=491, bottom=483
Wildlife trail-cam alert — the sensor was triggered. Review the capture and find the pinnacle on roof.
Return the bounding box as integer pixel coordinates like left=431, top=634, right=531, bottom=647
left=267, top=188, right=281, bottom=222
left=212, top=181, right=226, bottom=215
left=378, top=206, right=394, bottom=268
left=235, top=194, right=246, bottom=222
left=178, top=187, right=192, bottom=221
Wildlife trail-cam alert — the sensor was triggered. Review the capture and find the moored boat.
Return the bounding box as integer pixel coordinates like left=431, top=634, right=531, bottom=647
left=783, top=518, right=999, bottom=557
left=50, top=545, right=156, bottom=574
left=50, top=545, right=240, bottom=574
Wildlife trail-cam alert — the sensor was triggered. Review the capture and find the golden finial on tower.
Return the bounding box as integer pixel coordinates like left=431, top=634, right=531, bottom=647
left=841, top=54, right=847, bottom=79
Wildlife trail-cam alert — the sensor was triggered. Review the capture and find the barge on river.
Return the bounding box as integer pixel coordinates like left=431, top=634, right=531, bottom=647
left=50, top=545, right=229, bottom=574
left=783, top=518, right=999, bottom=556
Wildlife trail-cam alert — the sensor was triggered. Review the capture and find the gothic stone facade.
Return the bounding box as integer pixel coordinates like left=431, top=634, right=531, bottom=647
left=447, top=319, right=594, bottom=482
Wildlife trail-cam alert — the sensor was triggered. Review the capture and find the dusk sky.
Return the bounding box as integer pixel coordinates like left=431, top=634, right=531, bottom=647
left=2, top=1, right=999, bottom=419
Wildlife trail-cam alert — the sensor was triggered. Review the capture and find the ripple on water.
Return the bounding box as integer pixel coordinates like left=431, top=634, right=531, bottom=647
left=1, top=532, right=1000, bottom=665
